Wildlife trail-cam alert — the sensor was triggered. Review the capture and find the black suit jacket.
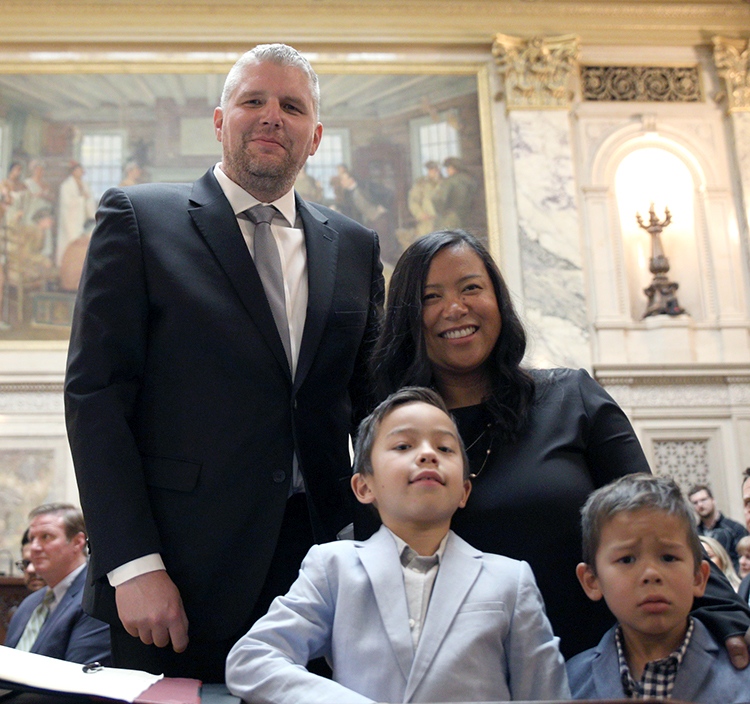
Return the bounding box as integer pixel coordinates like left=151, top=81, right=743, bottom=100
left=65, top=168, right=384, bottom=641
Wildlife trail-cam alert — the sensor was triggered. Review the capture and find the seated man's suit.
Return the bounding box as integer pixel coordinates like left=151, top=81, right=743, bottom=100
left=5, top=566, right=111, bottom=665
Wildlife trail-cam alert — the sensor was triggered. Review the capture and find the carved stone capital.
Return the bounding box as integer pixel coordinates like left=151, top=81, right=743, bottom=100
left=492, top=33, right=579, bottom=110
left=713, top=36, right=750, bottom=113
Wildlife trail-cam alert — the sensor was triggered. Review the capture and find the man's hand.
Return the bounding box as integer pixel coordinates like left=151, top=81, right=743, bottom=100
left=725, top=630, right=750, bottom=669
left=115, top=570, right=189, bottom=653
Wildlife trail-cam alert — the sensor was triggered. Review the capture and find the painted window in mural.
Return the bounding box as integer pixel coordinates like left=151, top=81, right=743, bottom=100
left=0, top=70, right=486, bottom=340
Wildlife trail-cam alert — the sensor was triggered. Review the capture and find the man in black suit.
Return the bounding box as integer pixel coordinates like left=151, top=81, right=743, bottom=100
left=65, top=43, right=384, bottom=682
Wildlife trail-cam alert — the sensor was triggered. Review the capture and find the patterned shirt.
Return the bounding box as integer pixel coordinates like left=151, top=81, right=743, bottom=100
left=616, top=618, right=694, bottom=699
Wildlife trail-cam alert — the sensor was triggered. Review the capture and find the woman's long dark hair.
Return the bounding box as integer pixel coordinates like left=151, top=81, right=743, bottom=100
left=370, top=230, right=535, bottom=441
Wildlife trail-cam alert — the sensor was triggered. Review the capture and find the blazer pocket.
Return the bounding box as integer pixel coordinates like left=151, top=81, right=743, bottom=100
left=459, top=601, right=506, bottom=613
left=142, top=455, right=201, bottom=492
left=332, top=310, right=367, bottom=327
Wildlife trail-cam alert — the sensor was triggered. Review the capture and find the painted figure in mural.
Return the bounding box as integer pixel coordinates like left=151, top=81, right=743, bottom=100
left=56, top=162, right=95, bottom=266
left=432, top=157, right=475, bottom=230
left=65, top=42, right=383, bottom=683
left=407, top=160, right=443, bottom=239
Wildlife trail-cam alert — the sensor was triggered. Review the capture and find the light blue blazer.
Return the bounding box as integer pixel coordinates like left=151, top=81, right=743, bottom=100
left=5, top=566, right=110, bottom=665
left=226, top=525, right=569, bottom=703
left=566, top=618, right=750, bottom=702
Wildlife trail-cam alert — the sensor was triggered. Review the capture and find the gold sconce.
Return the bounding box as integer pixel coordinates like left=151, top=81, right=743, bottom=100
left=636, top=204, right=687, bottom=319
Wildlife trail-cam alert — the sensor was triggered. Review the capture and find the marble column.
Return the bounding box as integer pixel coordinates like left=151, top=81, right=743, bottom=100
left=493, top=34, right=591, bottom=370
left=713, top=36, right=750, bottom=282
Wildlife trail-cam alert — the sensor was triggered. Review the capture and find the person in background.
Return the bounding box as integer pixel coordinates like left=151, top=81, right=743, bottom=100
left=18, top=528, right=45, bottom=592
left=737, top=536, right=750, bottom=605
left=701, top=535, right=742, bottom=591
left=689, top=483, right=748, bottom=572
left=407, top=161, right=442, bottom=239
left=5, top=503, right=110, bottom=665
left=370, top=229, right=750, bottom=661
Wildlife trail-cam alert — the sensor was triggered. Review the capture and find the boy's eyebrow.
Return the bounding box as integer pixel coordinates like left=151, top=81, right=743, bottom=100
left=385, top=425, right=459, bottom=440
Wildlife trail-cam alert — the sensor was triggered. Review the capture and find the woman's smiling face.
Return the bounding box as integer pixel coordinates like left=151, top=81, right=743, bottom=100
left=421, top=244, right=502, bottom=386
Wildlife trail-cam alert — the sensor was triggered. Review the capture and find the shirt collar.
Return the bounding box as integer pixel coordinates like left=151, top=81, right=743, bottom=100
left=213, top=163, right=297, bottom=227
left=387, top=527, right=449, bottom=567
left=615, top=617, right=694, bottom=698
left=50, top=561, right=86, bottom=604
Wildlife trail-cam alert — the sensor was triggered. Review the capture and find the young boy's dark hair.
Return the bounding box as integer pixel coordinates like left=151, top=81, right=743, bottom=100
left=580, top=472, right=703, bottom=572
left=352, top=386, right=470, bottom=479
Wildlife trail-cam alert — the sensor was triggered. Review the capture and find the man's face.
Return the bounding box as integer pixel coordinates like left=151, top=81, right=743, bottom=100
left=21, top=543, right=45, bottom=592
left=743, top=478, right=750, bottom=531
left=27, top=514, right=86, bottom=588
left=213, top=60, right=322, bottom=201
left=576, top=509, right=709, bottom=654
left=689, top=489, right=715, bottom=520
left=351, top=402, right=470, bottom=535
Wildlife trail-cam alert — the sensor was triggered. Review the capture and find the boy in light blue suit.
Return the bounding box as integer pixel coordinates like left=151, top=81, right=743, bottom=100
left=226, top=387, right=569, bottom=703
left=567, top=473, right=750, bottom=702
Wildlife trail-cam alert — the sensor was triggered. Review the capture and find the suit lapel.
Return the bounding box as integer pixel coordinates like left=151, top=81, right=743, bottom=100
left=294, top=197, right=338, bottom=390
left=592, top=627, right=630, bottom=698
left=188, top=169, right=291, bottom=379
left=671, top=620, right=718, bottom=703
left=33, top=568, right=86, bottom=652
left=404, top=532, right=482, bottom=701
left=357, top=526, right=414, bottom=682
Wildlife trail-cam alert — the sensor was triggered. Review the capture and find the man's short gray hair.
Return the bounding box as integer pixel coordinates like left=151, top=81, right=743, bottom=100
left=220, top=43, right=320, bottom=119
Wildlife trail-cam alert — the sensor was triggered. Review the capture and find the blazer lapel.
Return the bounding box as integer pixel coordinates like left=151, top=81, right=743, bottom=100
left=671, top=620, right=718, bottom=703
left=357, top=526, right=414, bottom=682
left=294, top=197, right=338, bottom=390
left=34, top=568, right=86, bottom=651
left=404, top=532, right=482, bottom=701
left=188, top=169, right=291, bottom=379
left=592, top=627, right=629, bottom=699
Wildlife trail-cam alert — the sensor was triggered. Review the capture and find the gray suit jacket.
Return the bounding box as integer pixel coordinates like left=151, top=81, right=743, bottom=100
left=566, top=618, right=750, bottom=702
left=5, top=566, right=110, bottom=665
left=226, top=526, right=569, bottom=703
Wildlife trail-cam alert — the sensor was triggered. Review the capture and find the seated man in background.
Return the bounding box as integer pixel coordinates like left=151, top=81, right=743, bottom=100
left=5, top=503, right=110, bottom=665
left=18, top=528, right=45, bottom=592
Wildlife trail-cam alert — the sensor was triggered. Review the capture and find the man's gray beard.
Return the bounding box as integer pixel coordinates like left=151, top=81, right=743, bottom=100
left=224, top=151, right=299, bottom=202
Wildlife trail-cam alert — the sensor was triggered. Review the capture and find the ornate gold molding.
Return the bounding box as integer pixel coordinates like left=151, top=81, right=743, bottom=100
left=492, top=33, right=579, bottom=109
left=581, top=66, right=701, bottom=102
left=713, top=36, right=750, bottom=112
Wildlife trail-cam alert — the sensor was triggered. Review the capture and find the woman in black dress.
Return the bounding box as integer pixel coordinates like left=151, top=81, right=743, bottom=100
left=370, top=229, right=750, bottom=659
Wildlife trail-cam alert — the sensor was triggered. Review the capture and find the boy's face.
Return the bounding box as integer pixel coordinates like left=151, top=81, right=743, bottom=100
left=351, top=401, right=471, bottom=533
left=576, top=508, right=710, bottom=648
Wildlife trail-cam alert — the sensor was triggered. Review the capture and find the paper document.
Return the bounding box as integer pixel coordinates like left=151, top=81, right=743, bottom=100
left=0, top=645, right=163, bottom=701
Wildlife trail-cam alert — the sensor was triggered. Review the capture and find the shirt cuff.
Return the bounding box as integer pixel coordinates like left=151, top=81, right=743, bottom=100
left=107, top=554, right=166, bottom=587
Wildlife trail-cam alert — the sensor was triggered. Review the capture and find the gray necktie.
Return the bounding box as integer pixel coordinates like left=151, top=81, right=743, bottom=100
left=245, top=205, right=292, bottom=368
left=16, top=588, right=54, bottom=652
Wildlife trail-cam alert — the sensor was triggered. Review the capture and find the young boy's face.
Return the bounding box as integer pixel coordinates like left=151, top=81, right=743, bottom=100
left=351, top=401, right=471, bottom=532
left=576, top=508, right=710, bottom=648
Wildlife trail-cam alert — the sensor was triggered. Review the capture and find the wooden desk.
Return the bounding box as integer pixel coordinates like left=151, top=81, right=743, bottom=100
left=0, top=576, right=30, bottom=644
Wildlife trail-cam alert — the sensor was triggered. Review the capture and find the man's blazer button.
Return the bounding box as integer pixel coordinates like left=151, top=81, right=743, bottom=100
left=272, top=470, right=286, bottom=483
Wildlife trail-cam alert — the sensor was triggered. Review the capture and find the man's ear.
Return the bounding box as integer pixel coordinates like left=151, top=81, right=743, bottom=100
left=213, top=107, right=224, bottom=142
left=576, top=562, right=604, bottom=601
left=71, top=531, right=87, bottom=554
left=694, top=559, right=711, bottom=598
left=351, top=473, right=376, bottom=506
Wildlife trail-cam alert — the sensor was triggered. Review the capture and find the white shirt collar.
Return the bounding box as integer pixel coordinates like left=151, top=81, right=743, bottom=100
left=50, top=561, right=86, bottom=607
left=213, top=163, right=297, bottom=227
left=386, top=527, right=450, bottom=561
